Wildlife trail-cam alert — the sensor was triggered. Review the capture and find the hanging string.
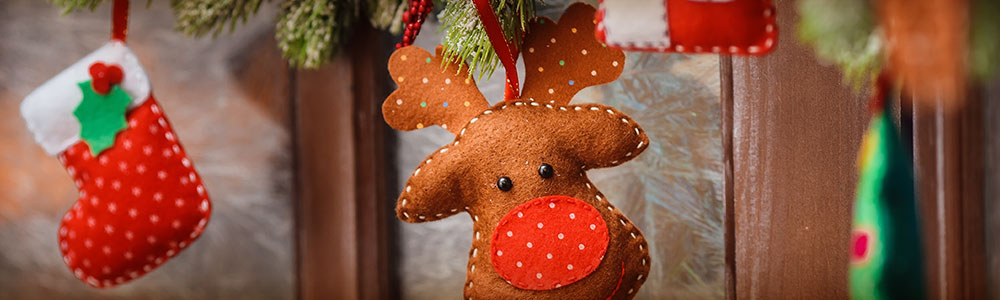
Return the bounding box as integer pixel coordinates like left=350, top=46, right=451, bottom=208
left=473, top=0, right=520, bottom=101
left=111, top=0, right=130, bottom=42
left=870, top=72, right=892, bottom=114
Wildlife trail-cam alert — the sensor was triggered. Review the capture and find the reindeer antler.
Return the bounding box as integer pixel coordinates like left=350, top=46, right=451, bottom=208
left=383, top=46, right=490, bottom=135
left=520, top=3, right=626, bottom=105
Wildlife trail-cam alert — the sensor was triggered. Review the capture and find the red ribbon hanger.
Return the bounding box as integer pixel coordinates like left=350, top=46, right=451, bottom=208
left=111, top=0, right=129, bottom=42
left=473, top=0, right=521, bottom=101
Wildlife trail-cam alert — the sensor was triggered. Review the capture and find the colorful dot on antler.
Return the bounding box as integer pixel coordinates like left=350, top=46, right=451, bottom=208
left=519, top=3, right=626, bottom=106
left=381, top=45, right=490, bottom=135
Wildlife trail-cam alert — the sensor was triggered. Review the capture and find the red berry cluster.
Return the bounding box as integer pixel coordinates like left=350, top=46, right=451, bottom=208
left=397, top=0, right=434, bottom=48
left=88, top=62, right=124, bottom=95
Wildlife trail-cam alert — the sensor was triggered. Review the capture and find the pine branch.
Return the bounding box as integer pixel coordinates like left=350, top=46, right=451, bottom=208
left=797, top=0, right=882, bottom=89
left=51, top=0, right=107, bottom=13
left=970, top=0, right=1000, bottom=81
left=276, top=0, right=358, bottom=68
left=171, top=0, right=267, bottom=38
left=368, top=0, right=407, bottom=35
left=439, top=0, right=539, bottom=79
left=51, top=0, right=152, bottom=13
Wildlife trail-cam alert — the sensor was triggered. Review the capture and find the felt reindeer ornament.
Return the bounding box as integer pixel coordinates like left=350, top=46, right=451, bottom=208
left=383, top=3, right=650, bottom=299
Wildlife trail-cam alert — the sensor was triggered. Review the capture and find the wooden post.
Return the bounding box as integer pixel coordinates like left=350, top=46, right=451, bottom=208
left=910, top=88, right=987, bottom=300
left=294, top=23, right=398, bottom=300
left=728, top=0, right=869, bottom=297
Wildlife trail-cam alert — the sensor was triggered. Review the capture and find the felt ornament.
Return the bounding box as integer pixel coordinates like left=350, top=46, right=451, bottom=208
left=20, top=0, right=211, bottom=288
left=595, top=0, right=777, bottom=55
left=877, top=0, right=968, bottom=111
left=849, top=75, right=925, bottom=300
left=384, top=3, right=650, bottom=299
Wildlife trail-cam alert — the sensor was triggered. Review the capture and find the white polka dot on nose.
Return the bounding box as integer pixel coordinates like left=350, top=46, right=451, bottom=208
left=506, top=231, right=513, bottom=237
left=526, top=242, right=533, bottom=248
left=537, top=222, right=544, bottom=229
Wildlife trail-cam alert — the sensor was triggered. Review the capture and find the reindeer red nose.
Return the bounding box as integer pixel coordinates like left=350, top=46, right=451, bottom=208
left=490, top=196, right=609, bottom=290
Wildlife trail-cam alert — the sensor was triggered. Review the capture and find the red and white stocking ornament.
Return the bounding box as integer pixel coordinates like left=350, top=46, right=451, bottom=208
left=596, top=0, right=778, bottom=55
left=20, top=0, right=211, bottom=288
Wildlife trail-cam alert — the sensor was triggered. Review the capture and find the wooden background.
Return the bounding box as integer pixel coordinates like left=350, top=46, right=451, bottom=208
left=728, top=0, right=867, bottom=295
left=724, top=0, right=995, bottom=299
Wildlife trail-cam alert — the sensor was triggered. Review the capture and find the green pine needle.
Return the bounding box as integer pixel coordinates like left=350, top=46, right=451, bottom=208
left=171, top=0, right=267, bottom=38
left=276, top=0, right=358, bottom=69
left=50, top=0, right=107, bottom=13
left=970, top=0, right=1000, bottom=81
left=51, top=0, right=548, bottom=72
left=439, top=0, right=540, bottom=79
left=368, top=0, right=407, bottom=35
left=51, top=0, right=152, bottom=14
left=797, top=0, right=882, bottom=89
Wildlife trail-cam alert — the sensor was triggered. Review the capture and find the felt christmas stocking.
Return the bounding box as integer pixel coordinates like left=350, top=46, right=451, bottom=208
left=849, top=76, right=924, bottom=300
left=596, top=0, right=778, bottom=55
left=21, top=41, right=212, bottom=288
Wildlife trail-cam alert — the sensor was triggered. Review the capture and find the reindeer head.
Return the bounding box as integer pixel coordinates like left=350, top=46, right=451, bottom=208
left=383, top=3, right=651, bottom=298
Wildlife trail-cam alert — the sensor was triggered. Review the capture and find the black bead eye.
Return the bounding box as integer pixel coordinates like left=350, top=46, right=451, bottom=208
left=497, top=176, right=513, bottom=192
left=538, top=164, right=554, bottom=179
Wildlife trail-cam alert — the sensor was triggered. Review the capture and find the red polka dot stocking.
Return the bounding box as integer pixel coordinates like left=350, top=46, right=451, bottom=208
left=21, top=42, right=212, bottom=288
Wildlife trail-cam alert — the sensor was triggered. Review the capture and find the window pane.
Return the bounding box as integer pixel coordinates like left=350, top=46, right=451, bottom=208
left=580, top=53, right=725, bottom=299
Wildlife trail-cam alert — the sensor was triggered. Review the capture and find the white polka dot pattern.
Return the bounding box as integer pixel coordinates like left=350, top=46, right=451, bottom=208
left=56, top=98, right=211, bottom=288
left=490, top=196, right=609, bottom=290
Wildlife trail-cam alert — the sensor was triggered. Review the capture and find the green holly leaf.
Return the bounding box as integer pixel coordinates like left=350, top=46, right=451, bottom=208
left=73, top=80, right=132, bottom=156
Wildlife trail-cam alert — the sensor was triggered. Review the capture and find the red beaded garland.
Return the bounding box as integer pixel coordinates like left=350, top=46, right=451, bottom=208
left=397, top=0, right=434, bottom=48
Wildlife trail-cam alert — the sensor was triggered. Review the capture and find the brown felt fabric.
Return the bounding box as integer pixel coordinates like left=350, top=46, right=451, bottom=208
left=395, top=102, right=650, bottom=300
left=384, top=46, right=490, bottom=134
left=521, top=3, right=625, bottom=106
left=384, top=3, right=649, bottom=299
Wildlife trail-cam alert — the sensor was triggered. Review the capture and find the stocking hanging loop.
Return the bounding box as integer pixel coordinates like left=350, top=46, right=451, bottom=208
left=111, top=0, right=129, bottom=42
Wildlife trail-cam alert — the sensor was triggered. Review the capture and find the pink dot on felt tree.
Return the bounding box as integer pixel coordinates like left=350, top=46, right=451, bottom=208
left=851, top=230, right=870, bottom=262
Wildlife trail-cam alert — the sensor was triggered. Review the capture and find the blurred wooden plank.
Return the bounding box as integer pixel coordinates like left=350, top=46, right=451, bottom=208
left=295, top=55, right=360, bottom=300
left=985, top=75, right=1000, bottom=299
left=350, top=24, right=398, bottom=300
left=730, top=0, right=868, bottom=298
left=911, top=87, right=987, bottom=300
left=295, top=23, right=398, bottom=300
left=720, top=54, right=736, bottom=300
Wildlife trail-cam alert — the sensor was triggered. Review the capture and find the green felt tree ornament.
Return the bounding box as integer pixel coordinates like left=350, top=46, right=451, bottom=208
left=73, top=80, right=132, bottom=156
left=849, top=76, right=925, bottom=300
